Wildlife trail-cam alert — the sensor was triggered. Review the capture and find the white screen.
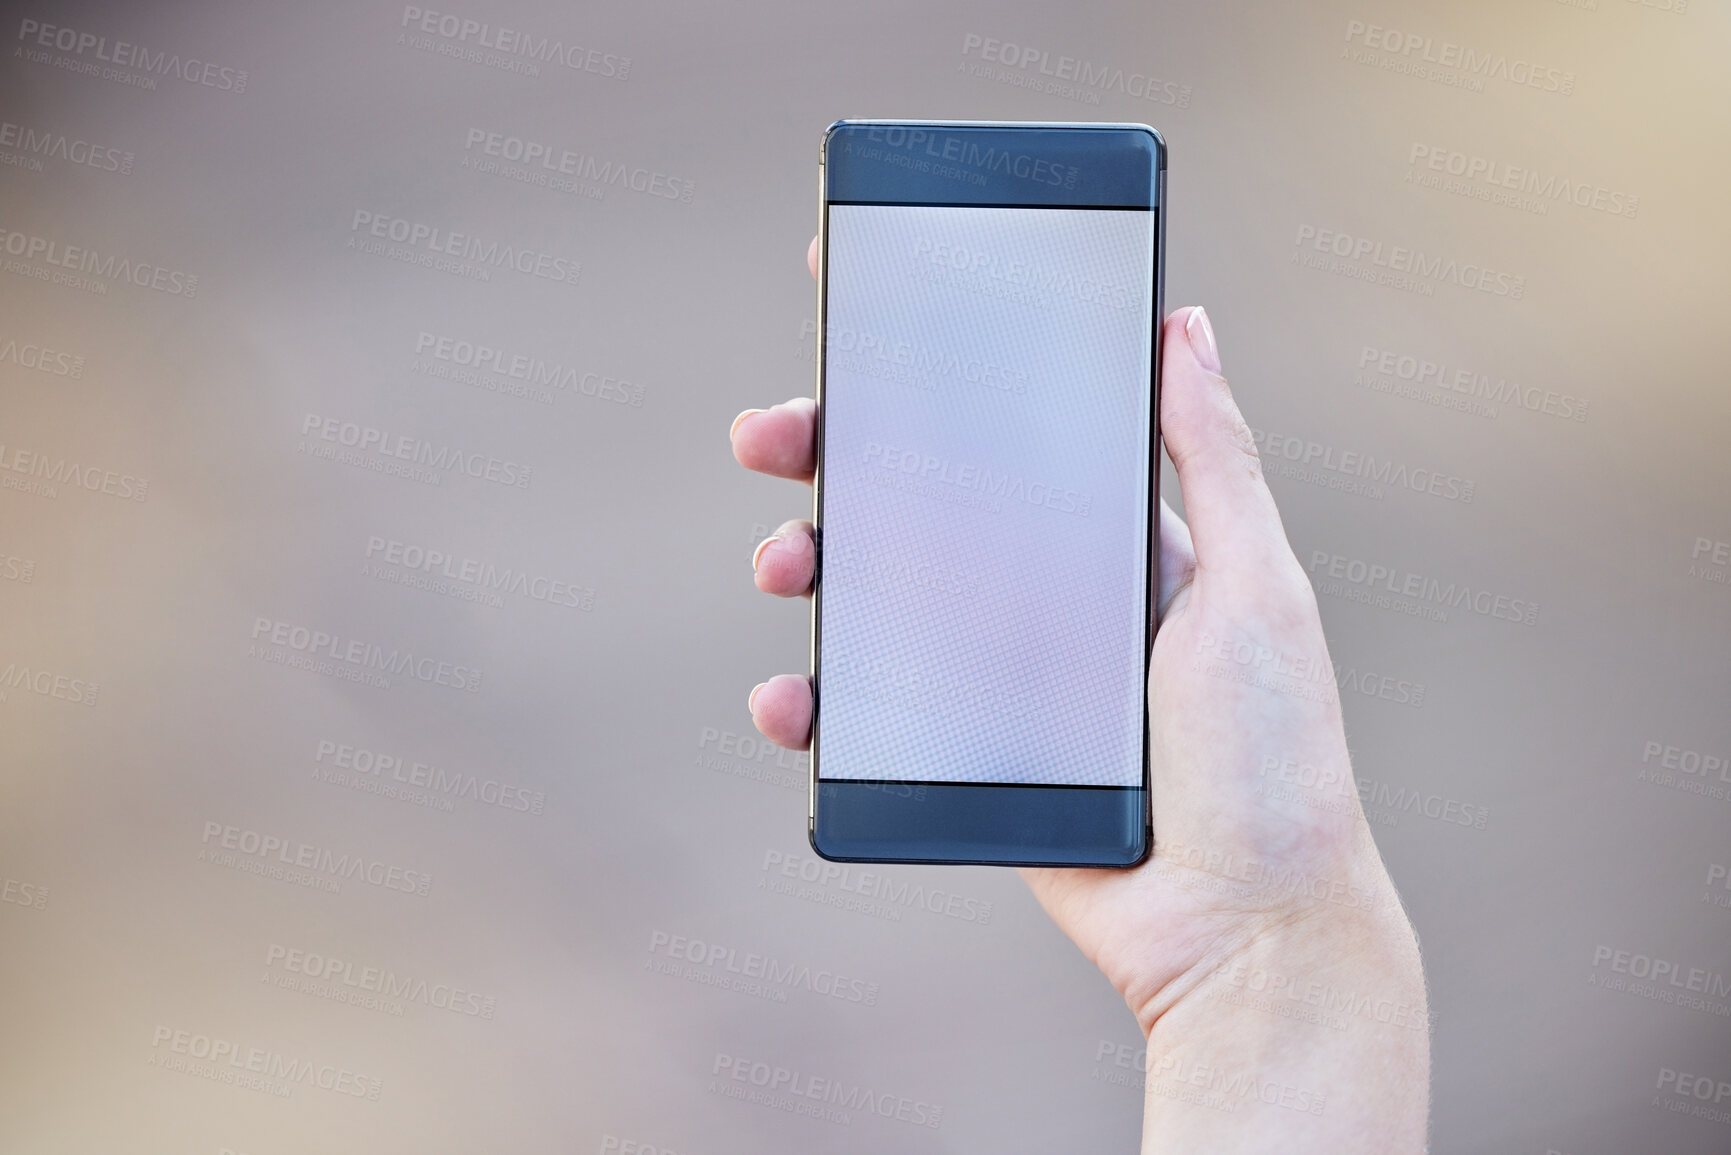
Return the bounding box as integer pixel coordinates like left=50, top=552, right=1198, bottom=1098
left=818, top=203, right=1155, bottom=786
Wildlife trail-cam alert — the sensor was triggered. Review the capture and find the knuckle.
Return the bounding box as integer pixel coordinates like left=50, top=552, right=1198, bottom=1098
left=1228, top=416, right=1262, bottom=476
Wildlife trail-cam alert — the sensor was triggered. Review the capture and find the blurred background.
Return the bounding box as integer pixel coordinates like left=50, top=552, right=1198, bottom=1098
left=1, top=1, right=1727, bottom=1152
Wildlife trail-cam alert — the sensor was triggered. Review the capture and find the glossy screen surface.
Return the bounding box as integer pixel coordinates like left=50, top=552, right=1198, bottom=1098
left=817, top=203, right=1155, bottom=785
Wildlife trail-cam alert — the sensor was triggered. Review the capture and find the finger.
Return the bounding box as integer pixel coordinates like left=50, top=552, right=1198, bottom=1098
left=749, top=673, right=812, bottom=751
left=808, top=235, right=819, bottom=280
left=1159, top=307, right=1300, bottom=586
left=1156, top=497, right=1196, bottom=619
left=732, top=397, right=817, bottom=483
left=753, top=519, right=815, bottom=598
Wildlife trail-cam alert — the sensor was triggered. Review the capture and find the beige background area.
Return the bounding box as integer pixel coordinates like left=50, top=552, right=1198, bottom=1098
left=1, top=1, right=1728, bottom=1152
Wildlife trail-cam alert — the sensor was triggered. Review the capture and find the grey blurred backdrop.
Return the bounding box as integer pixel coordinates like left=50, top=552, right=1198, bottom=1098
left=1, top=1, right=1728, bottom=1152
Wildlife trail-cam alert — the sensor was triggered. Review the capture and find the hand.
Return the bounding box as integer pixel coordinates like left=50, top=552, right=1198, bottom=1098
left=731, top=237, right=1429, bottom=1153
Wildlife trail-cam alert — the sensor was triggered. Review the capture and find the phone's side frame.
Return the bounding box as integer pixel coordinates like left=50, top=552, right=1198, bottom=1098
left=808, top=136, right=832, bottom=832
left=1142, top=159, right=1167, bottom=856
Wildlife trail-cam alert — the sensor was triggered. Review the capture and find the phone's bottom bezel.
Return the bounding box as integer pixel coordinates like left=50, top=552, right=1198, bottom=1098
left=809, top=779, right=1150, bottom=867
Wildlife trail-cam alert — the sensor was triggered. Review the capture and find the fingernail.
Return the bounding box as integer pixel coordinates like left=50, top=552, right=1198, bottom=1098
left=748, top=682, right=766, bottom=713
left=1185, top=307, right=1220, bottom=374
left=730, top=408, right=766, bottom=439
left=751, top=534, right=780, bottom=572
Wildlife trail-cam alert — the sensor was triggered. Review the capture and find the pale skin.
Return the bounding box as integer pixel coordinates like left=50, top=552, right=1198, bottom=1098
left=730, top=237, right=1429, bottom=1151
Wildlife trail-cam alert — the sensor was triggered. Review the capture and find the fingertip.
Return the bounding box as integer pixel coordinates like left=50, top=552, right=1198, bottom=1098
left=750, top=673, right=813, bottom=751
left=751, top=533, right=779, bottom=573
left=731, top=398, right=818, bottom=482
left=731, top=408, right=766, bottom=442
left=753, top=523, right=815, bottom=597
left=1159, top=307, right=1295, bottom=582
left=808, top=235, right=819, bottom=280
left=1164, top=308, right=1218, bottom=379
left=730, top=409, right=768, bottom=469
left=1183, top=306, right=1220, bottom=374
left=1161, top=306, right=1245, bottom=446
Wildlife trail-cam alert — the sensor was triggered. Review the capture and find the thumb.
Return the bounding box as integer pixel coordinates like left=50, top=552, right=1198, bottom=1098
left=1160, top=307, right=1300, bottom=591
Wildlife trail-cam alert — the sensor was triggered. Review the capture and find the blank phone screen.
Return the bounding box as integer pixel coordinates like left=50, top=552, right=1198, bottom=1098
left=817, top=202, right=1155, bottom=786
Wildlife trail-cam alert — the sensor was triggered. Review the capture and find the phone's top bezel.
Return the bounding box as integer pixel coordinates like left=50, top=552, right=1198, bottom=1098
left=822, top=120, right=1164, bottom=210
left=822, top=119, right=1167, bottom=165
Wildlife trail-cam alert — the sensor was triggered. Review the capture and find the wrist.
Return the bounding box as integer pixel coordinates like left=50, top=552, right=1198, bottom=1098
left=1172, top=900, right=1429, bottom=1039
left=1136, top=902, right=1430, bottom=1153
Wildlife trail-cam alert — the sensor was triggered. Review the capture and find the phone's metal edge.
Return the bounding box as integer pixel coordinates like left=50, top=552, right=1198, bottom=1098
left=823, top=118, right=1161, bottom=131
left=808, top=120, right=1164, bottom=867
left=808, top=126, right=835, bottom=840
left=1143, top=147, right=1167, bottom=864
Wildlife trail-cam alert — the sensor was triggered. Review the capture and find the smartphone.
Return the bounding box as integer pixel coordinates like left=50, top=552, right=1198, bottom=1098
left=809, top=121, right=1165, bottom=867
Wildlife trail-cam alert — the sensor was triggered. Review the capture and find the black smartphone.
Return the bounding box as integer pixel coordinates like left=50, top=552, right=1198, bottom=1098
left=809, top=121, right=1165, bottom=867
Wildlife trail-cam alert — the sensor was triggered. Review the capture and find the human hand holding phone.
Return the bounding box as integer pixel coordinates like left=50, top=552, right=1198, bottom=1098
left=733, top=242, right=1430, bottom=1151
